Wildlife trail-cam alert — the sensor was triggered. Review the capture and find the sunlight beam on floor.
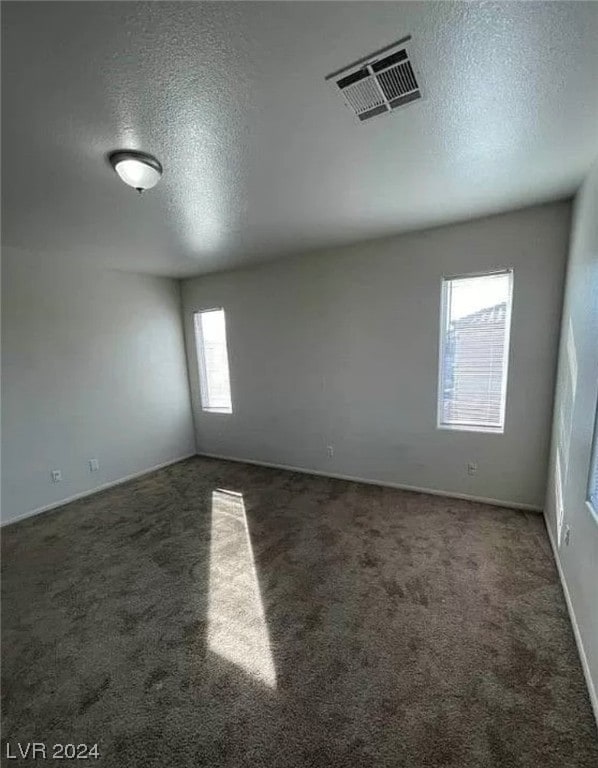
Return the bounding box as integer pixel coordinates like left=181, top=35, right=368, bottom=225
left=208, top=489, right=276, bottom=687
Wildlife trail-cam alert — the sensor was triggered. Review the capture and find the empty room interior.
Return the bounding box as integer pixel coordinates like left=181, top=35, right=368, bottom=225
left=2, top=1, right=598, bottom=766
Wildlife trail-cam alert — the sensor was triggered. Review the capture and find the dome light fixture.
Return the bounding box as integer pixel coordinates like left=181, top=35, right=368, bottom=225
left=109, top=150, right=163, bottom=193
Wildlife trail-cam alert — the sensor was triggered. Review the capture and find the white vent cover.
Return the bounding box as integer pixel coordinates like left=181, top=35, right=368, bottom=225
left=326, top=37, right=422, bottom=122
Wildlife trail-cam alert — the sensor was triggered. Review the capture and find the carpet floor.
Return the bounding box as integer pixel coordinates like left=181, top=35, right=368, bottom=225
left=2, top=456, right=597, bottom=767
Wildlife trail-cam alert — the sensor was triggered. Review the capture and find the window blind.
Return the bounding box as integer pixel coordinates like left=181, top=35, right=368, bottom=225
left=194, top=309, right=232, bottom=413
left=438, top=270, right=513, bottom=432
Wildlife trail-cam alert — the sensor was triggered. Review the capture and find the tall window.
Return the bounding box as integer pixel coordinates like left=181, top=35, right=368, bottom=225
left=438, top=270, right=513, bottom=432
left=194, top=309, right=232, bottom=413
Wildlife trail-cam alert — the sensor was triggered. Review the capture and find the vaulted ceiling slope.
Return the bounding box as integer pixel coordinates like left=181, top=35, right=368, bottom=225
left=2, top=1, right=597, bottom=277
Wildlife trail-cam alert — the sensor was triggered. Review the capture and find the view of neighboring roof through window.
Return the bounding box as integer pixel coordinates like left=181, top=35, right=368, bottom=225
left=438, top=270, right=513, bottom=433
left=194, top=309, right=233, bottom=413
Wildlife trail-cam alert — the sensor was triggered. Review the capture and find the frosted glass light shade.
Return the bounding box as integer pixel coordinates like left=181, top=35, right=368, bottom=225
left=109, top=151, right=162, bottom=191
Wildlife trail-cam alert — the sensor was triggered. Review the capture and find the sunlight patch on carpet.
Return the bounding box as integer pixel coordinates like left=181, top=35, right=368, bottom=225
left=208, top=489, right=276, bottom=687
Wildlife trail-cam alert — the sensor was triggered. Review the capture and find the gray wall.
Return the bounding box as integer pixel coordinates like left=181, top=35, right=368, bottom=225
left=1, top=248, right=196, bottom=524
left=544, top=163, right=598, bottom=718
left=182, top=201, right=570, bottom=508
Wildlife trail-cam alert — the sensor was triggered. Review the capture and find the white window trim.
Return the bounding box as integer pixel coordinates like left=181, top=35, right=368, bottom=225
left=436, top=268, right=513, bottom=434
left=193, top=308, right=233, bottom=415
left=586, top=500, right=598, bottom=524
left=586, top=401, right=598, bottom=522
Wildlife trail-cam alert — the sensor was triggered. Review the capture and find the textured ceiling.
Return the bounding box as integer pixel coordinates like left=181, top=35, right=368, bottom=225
left=2, top=1, right=598, bottom=277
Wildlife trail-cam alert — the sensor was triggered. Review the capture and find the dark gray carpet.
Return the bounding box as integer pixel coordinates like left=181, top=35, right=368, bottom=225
left=2, top=456, right=597, bottom=767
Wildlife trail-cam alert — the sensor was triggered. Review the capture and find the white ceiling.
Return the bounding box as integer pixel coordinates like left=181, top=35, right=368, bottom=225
left=2, top=1, right=597, bottom=277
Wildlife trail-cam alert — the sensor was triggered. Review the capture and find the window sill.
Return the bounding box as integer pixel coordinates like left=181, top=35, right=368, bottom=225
left=585, top=500, right=598, bottom=525
left=437, top=422, right=504, bottom=435
left=202, top=407, right=233, bottom=415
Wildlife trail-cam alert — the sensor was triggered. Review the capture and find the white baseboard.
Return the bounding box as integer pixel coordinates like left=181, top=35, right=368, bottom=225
left=1, top=453, right=196, bottom=527
left=197, top=451, right=542, bottom=512
left=544, top=515, right=598, bottom=725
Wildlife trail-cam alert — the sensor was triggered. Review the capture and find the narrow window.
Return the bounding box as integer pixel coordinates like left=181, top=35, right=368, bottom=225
left=194, top=309, right=232, bottom=413
left=588, top=406, right=598, bottom=517
left=438, top=270, right=513, bottom=433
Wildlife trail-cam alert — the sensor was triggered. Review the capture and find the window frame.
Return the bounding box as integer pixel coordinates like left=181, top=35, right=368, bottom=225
left=193, top=307, right=233, bottom=415
left=586, top=400, right=598, bottom=520
left=436, top=269, right=514, bottom=434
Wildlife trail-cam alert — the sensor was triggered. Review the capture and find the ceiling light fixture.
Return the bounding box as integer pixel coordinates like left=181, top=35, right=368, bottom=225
left=109, top=150, right=163, bottom=193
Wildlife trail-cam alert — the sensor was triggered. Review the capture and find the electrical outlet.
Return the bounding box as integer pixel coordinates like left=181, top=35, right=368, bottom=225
left=50, top=470, right=62, bottom=483
left=327, top=445, right=334, bottom=458
left=467, top=462, right=478, bottom=476
left=89, top=459, right=99, bottom=472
